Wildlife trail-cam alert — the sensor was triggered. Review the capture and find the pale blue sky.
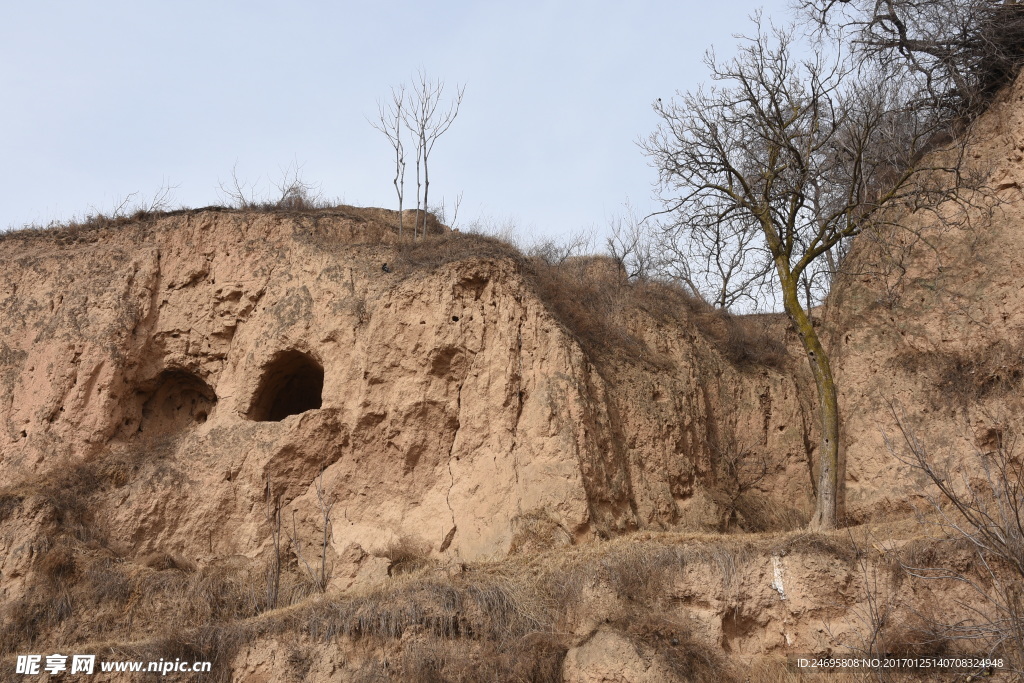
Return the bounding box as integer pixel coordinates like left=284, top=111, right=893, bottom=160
left=1, top=1, right=790, bottom=240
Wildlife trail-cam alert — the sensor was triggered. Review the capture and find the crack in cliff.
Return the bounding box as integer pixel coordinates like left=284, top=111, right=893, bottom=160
left=442, top=348, right=469, bottom=551
left=508, top=315, right=525, bottom=485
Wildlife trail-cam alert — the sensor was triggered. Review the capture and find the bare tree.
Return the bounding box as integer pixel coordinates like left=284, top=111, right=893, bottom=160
left=432, top=191, right=463, bottom=231
left=653, top=202, right=776, bottom=310
left=273, top=159, right=323, bottom=210
left=606, top=201, right=658, bottom=281
left=405, top=70, right=465, bottom=238
left=370, top=85, right=408, bottom=237
left=285, top=468, right=335, bottom=593
left=217, top=162, right=262, bottom=209
left=528, top=229, right=594, bottom=266
left=885, top=407, right=1024, bottom=673
left=640, top=19, right=971, bottom=529
left=799, top=0, right=1024, bottom=120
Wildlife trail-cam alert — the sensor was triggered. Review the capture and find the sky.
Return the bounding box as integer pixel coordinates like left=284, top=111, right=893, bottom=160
left=1, top=0, right=792, bottom=243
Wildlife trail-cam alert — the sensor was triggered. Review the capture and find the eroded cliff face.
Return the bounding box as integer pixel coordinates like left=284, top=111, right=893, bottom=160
left=828, top=72, right=1024, bottom=524
left=0, top=208, right=812, bottom=605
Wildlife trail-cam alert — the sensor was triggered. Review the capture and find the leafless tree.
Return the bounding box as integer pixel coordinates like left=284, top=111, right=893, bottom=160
left=286, top=468, right=335, bottom=593
left=217, top=162, right=262, bottom=209
left=640, top=18, right=972, bottom=529
left=528, top=229, right=594, bottom=266
left=272, top=159, right=323, bottom=210
left=884, top=406, right=1024, bottom=673
left=606, top=201, right=658, bottom=281
left=799, top=0, right=1024, bottom=121
left=432, top=191, right=463, bottom=231
left=404, top=70, right=465, bottom=238
left=370, top=84, right=409, bottom=237
left=653, top=202, right=777, bottom=310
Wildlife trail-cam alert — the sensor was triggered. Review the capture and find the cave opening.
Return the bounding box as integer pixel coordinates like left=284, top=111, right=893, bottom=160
left=138, top=369, right=217, bottom=435
left=248, top=350, right=324, bottom=422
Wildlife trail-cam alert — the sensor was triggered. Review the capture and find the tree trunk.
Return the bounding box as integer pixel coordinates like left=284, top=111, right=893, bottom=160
left=781, top=277, right=841, bottom=530
left=395, top=180, right=404, bottom=239
left=423, top=158, right=430, bottom=238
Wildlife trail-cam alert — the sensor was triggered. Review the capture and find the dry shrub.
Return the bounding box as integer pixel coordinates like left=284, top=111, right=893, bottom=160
left=731, top=494, right=807, bottom=533
left=285, top=643, right=315, bottom=680
left=302, top=574, right=544, bottom=643
left=747, top=656, right=889, bottom=682
left=0, top=593, right=72, bottom=657
left=117, top=624, right=245, bottom=683
left=395, top=636, right=566, bottom=683
left=508, top=510, right=573, bottom=555
left=290, top=572, right=567, bottom=681
left=877, top=611, right=953, bottom=659
left=691, top=308, right=791, bottom=371
left=532, top=258, right=789, bottom=370
left=140, top=550, right=196, bottom=572
left=2, top=531, right=871, bottom=680
left=395, top=231, right=523, bottom=270
left=1, top=207, right=175, bottom=246
left=380, top=535, right=433, bottom=576
left=710, top=439, right=805, bottom=534
left=80, top=558, right=133, bottom=607
left=132, top=562, right=271, bottom=629
left=300, top=206, right=449, bottom=246
left=0, top=543, right=287, bottom=662
left=39, top=547, right=77, bottom=583
left=395, top=230, right=790, bottom=371
left=772, top=533, right=858, bottom=564
left=30, top=459, right=106, bottom=543
left=883, top=535, right=976, bottom=587
left=615, top=611, right=729, bottom=682
left=598, top=543, right=686, bottom=602
left=528, top=255, right=648, bottom=360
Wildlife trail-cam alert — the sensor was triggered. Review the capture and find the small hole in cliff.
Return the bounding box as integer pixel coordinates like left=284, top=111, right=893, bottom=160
left=248, top=350, right=324, bottom=422
left=451, top=316, right=459, bottom=322
left=137, top=369, right=217, bottom=436
left=195, top=411, right=208, bottom=424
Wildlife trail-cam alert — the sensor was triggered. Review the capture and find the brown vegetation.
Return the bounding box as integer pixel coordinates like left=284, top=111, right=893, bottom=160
left=395, top=231, right=791, bottom=373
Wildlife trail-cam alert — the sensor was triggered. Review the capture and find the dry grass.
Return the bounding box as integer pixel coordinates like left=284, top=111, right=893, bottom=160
left=508, top=510, right=573, bottom=555
left=2, top=520, right=1011, bottom=681
left=395, top=231, right=524, bottom=270
left=395, top=230, right=791, bottom=371
left=115, top=531, right=857, bottom=680
left=681, top=305, right=791, bottom=371
left=379, top=536, right=434, bottom=576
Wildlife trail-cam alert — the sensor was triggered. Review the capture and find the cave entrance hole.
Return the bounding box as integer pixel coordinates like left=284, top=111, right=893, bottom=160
left=138, top=369, right=217, bottom=436
left=248, top=350, right=324, bottom=422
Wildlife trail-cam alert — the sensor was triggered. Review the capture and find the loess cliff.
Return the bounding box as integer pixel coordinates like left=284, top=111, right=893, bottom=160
left=2, top=76, right=1024, bottom=682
